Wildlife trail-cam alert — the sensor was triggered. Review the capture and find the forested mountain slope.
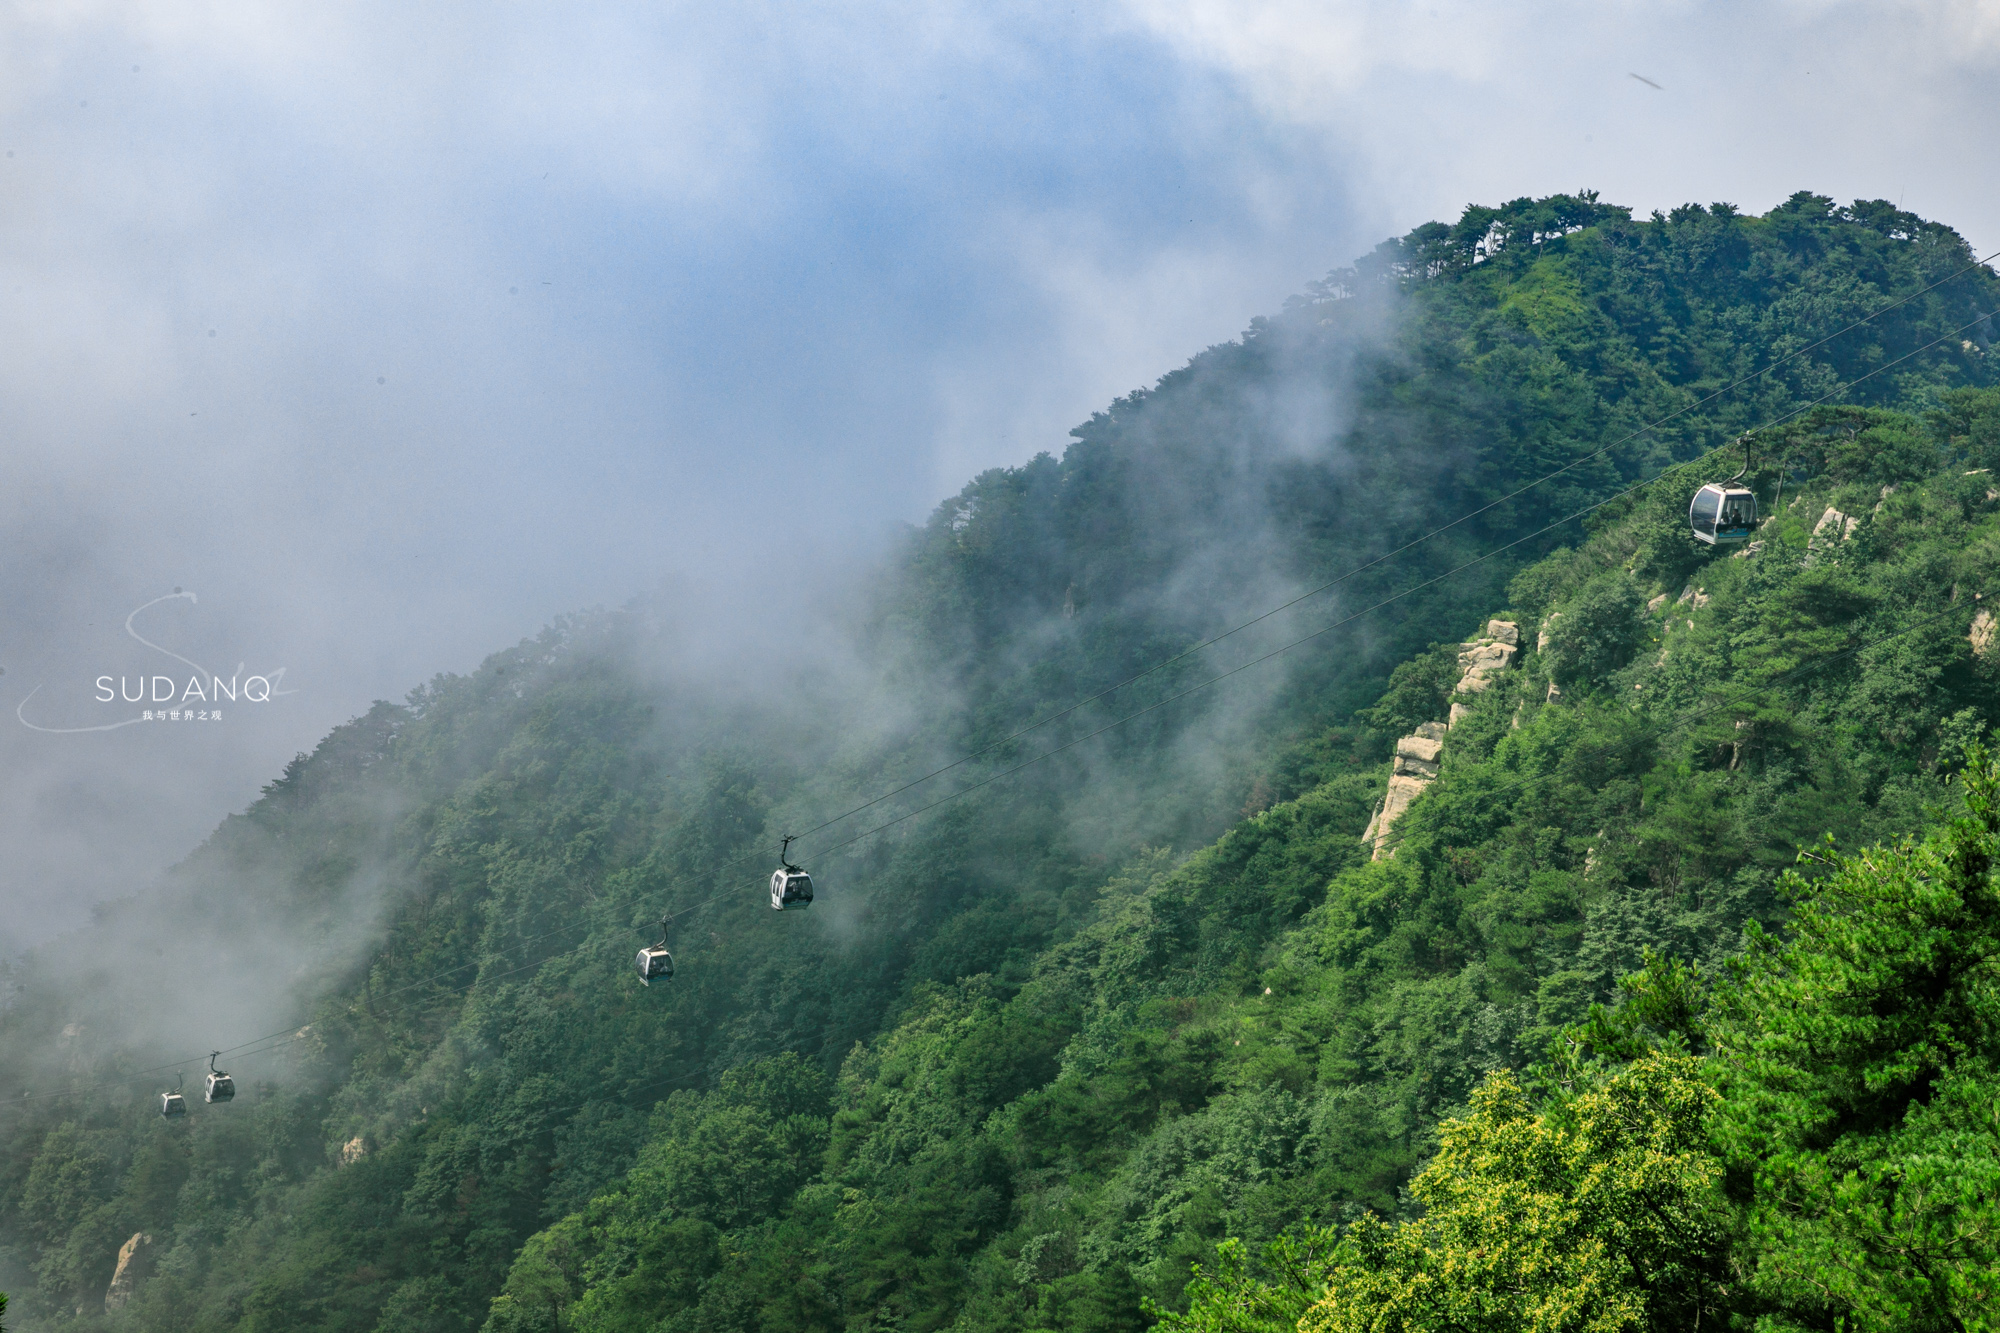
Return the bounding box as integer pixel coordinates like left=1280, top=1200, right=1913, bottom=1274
left=481, top=386, right=2000, bottom=1333
left=0, top=192, right=1994, bottom=1333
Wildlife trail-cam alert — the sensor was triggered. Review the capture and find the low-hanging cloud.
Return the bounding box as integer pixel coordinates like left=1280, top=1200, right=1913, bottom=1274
left=0, top=0, right=1365, bottom=950
left=5, top=0, right=1996, bottom=955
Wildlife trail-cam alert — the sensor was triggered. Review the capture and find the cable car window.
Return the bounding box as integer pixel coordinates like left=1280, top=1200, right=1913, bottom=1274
left=636, top=944, right=673, bottom=984
left=771, top=868, right=814, bottom=910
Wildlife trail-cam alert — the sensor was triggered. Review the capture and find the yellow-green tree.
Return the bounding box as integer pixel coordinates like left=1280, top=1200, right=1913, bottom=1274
left=1299, top=1055, right=1727, bottom=1333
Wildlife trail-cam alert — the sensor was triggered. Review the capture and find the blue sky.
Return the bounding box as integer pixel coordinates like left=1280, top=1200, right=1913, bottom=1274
left=2, top=0, right=1996, bottom=943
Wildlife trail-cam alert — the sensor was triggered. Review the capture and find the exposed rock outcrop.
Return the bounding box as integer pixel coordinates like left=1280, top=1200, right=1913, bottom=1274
left=1814, top=507, right=1857, bottom=540
left=1393, top=731, right=1442, bottom=778
left=1457, top=621, right=1519, bottom=693
left=1807, top=507, right=1859, bottom=563
left=1361, top=772, right=1431, bottom=860
left=1363, top=624, right=1517, bottom=859
left=1973, top=607, right=1996, bottom=657
left=105, top=1231, right=150, bottom=1311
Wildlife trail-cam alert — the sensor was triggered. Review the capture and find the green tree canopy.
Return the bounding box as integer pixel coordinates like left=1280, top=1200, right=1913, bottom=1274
left=1711, top=754, right=2000, bottom=1327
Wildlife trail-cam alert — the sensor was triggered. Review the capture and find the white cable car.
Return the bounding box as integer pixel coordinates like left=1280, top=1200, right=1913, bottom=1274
left=771, top=836, right=813, bottom=911
left=204, top=1052, right=235, bottom=1104
left=636, top=917, right=674, bottom=985
left=1691, top=438, right=1758, bottom=546
left=1690, top=484, right=1758, bottom=545
left=160, top=1073, right=187, bottom=1119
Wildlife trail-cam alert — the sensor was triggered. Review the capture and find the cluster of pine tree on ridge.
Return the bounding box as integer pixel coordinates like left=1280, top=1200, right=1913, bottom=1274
left=1, top=190, right=1997, bottom=1332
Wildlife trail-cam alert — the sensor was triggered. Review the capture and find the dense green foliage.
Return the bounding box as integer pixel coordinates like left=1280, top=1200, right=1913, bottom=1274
left=1710, top=763, right=2000, bottom=1323
left=1147, top=1228, right=1340, bottom=1333
left=1302, top=1055, right=1724, bottom=1332
left=1227, top=755, right=2000, bottom=1332
left=1, top=191, right=1996, bottom=1333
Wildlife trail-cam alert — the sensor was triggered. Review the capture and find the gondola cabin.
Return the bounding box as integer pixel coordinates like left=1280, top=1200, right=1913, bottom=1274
left=771, top=867, right=813, bottom=911
left=160, top=1090, right=186, bottom=1119
left=635, top=944, right=674, bottom=985
left=203, top=1052, right=235, bottom=1104
left=1690, top=484, right=1757, bottom=546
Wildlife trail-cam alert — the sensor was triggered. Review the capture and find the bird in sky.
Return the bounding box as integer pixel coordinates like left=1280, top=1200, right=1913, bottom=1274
left=1629, top=72, right=1664, bottom=90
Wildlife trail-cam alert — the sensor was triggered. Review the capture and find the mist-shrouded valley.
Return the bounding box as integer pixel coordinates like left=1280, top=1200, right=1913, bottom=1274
left=6, top=185, right=2000, bottom=1333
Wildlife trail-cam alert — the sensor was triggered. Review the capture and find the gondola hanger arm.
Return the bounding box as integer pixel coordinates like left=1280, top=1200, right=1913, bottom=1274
left=1727, top=433, right=1753, bottom=484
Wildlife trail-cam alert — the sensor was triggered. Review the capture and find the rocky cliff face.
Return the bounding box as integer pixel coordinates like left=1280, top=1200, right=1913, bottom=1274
left=104, top=1231, right=150, bottom=1312
left=1363, top=619, right=1518, bottom=859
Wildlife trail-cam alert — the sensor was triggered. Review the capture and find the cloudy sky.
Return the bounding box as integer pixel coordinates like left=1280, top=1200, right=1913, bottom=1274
left=2, top=0, right=1996, bottom=948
